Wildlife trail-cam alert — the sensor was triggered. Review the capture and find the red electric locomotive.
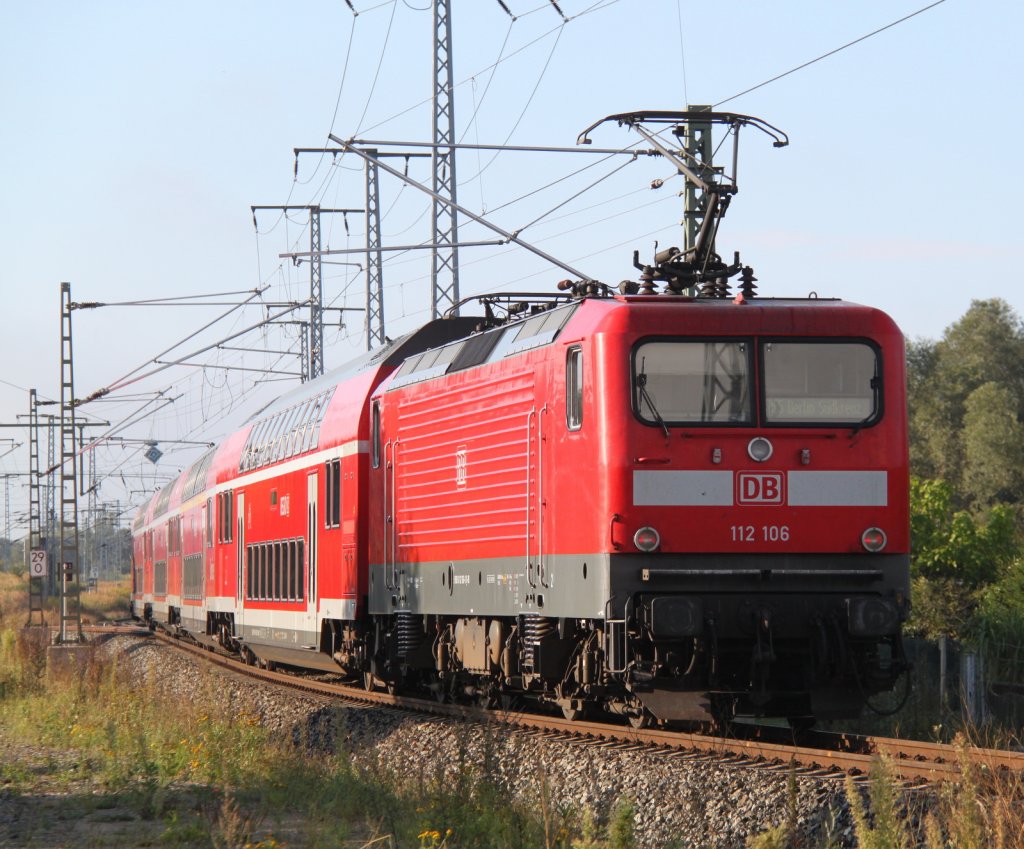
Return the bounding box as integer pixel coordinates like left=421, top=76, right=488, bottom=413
left=131, top=110, right=910, bottom=726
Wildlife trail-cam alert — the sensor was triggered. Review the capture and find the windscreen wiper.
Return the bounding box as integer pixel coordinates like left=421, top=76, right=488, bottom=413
left=637, top=359, right=670, bottom=439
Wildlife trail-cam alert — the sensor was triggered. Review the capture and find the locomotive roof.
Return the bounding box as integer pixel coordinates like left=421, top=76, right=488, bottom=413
left=243, top=314, right=482, bottom=424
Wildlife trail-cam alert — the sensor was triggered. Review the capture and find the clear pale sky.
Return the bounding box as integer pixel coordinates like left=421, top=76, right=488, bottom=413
left=0, top=0, right=1020, bottom=533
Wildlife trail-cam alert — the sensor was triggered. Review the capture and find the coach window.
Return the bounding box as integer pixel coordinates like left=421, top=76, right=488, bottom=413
left=325, top=459, right=341, bottom=529
left=259, top=544, right=267, bottom=600
left=275, top=543, right=281, bottom=599
left=205, top=498, right=213, bottom=547
left=218, top=490, right=234, bottom=544
left=762, top=341, right=880, bottom=426
left=371, top=401, right=381, bottom=468
left=246, top=547, right=253, bottom=599
left=566, top=346, right=583, bottom=431
left=301, top=398, right=321, bottom=454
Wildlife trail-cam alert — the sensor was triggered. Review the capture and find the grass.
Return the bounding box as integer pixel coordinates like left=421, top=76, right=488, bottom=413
left=0, top=625, right=638, bottom=848
left=745, top=743, right=1024, bottom=849
left=0, top=571, right=130, bottom=628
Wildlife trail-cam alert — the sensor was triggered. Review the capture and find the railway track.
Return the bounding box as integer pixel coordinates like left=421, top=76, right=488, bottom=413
left=124, top=628, right=1024, bottom=785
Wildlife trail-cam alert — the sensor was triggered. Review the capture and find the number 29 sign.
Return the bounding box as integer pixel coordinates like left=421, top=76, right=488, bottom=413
left=29, top=548, right=48, bottom=578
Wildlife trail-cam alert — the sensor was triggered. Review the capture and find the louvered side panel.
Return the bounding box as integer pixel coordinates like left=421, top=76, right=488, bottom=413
left=395, top=371, right=535, bottom=562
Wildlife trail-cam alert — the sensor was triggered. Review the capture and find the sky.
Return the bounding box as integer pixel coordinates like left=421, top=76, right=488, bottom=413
left=1, top=0, right=1021, bottom=536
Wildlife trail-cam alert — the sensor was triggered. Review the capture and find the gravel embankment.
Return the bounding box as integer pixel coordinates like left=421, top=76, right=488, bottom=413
left=102, top=634, right=913, bottom=848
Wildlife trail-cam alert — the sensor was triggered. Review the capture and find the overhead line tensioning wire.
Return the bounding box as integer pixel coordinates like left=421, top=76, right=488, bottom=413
left=383, top=189, right=678, bottom=286
left=368, top=142, right=653, bottom=277
left=95, top=287, right=270, bottom=397
left=354, top=0, right=399, bottom=136
left=511, top=155, right=639, bottom=237
left=460, top=22, right=566, bottom=184
left=714, top=0, right=948, bottom=107
left=298, top=10, right=362, bottom=188
left=457, top=19, right=515, bottom=147
left=484, top=139, right=646, bottom=216
left=676, top=0, right=689, bottom=106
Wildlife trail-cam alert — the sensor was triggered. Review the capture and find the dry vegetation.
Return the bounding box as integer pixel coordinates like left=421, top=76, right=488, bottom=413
left=2, top=576, right=1022, bottom=848
left=0, top=625, right=638, bottom=849
left=0, top=572, right=130, bottom=628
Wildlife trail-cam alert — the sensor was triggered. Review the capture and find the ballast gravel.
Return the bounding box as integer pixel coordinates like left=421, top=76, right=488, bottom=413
left=101, top=634, right=917, bottom=849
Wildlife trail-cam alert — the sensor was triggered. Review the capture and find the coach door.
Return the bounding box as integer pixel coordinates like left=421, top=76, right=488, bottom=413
left=306, top=471, right=318, bottom=629
left=235, top=490, right=245, bottom=631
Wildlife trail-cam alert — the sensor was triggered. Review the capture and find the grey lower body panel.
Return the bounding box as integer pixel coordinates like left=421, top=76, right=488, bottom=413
left=369, top=553, right=611, bottom=619
left=369, top=551, right=907, bottom=625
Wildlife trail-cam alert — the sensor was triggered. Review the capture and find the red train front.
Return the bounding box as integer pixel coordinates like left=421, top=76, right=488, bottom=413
left=367, top=292, right=909, bottom=724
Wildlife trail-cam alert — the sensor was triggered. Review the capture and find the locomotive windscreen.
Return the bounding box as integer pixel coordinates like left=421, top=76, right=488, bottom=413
left=633, top=340, right=752, bottom=425
left=762, top=341, right=879, bottom=425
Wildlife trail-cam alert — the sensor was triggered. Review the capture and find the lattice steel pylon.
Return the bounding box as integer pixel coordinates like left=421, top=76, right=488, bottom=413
left=25, top=388, right=46, bottom=627
left=299, top=320, right=310, bottom=383
left=364, top=150, right=386, bottom=349
left=44, top=414, right=55, bottom=594
left=431, top=0, right=460, bottom=318
left=57, top=282, right=84, bottom=644
left=308, top=206, right=324, bottom=379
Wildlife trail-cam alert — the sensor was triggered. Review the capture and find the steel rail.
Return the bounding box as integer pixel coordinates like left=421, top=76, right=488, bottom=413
left=139, top=631, right=1024, bottom=784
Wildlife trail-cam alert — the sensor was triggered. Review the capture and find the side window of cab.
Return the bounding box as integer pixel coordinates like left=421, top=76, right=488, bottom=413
left=566, top=346, right=583, bottom=431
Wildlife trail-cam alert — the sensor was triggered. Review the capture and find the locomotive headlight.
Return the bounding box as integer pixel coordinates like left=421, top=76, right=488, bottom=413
left=861, top=527, right=887, bottom=552
left=634, top=526, right=661, bottom=552
left=747, top=437, right=773, bottom=462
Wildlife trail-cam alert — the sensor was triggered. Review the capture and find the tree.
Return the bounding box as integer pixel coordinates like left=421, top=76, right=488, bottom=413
left=908, top=478, right=1019, bottom=638
left=962, top=382, right=1024, bottom=508
left=908, top=299, right=1024, bottom=508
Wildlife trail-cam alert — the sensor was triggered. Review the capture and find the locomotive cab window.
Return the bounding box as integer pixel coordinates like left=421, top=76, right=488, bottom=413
left=632, top=340, right=752, bottom=426
left=762, top=341, right=880, bottom=425
left=566, top=346, right=583, bottom=431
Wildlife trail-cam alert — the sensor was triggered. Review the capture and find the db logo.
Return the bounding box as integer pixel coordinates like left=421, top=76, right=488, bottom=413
left=455, top=447, right=468, bottom=488
left=736, top=472, right=785, bottom=505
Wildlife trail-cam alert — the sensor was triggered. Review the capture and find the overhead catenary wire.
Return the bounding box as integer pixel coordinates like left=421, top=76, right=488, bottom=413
left=84, top=286, right=271, bottom=399
left=459, top=22, right=566, bottom=184
left=355, top=0, right=620, bottom=138
left=714, top=0, right=949, bottom=107
left=510, top=154, right=638, bottom=238
left=52, top=1, right=690, bottom=523
left=354, top=0, right=399, bottom=136
left=676, top=0, right=689, bottom=106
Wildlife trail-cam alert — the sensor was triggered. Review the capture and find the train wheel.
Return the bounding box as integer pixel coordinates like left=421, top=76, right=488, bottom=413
left=363, top=670, right=376, bottom=692
left=561, top=704, right=584, bottom=721
left=787, top=716, right=815, bottom=733
left=432, top=676, right=450, bottom=703
left=627, top=710, right=651, bottom=729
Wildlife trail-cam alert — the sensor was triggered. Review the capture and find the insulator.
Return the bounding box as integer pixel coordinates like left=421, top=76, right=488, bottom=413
left=395, top=612, right=422, bottom=658
left=654, top=246, right=682, bottom=265
left=739, top=266, right=758, bottom=299
left=521, top=614, right=555, bottom=646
